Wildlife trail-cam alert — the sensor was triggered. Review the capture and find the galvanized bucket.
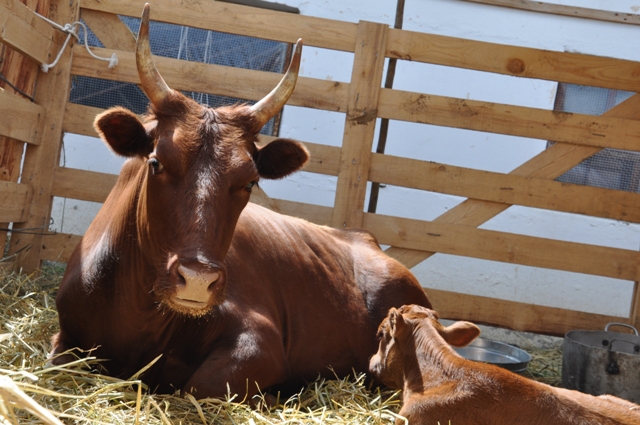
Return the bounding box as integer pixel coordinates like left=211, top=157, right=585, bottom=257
left=562, top=322, right=640, bottom=403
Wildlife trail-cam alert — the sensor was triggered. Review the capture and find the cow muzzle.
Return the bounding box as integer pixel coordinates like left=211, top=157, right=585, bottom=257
left=165, top=259, right=226, bottom=315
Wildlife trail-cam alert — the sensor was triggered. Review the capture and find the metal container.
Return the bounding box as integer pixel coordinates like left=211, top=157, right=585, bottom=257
left=454, top=338, right=531, bottom=373
left=562, top=322, right=640, bottom=403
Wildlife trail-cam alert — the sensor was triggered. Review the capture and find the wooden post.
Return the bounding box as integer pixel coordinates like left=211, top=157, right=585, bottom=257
left=331, top=21, right=387, bottom=229
left=633, top=287, right=640, bottom=329
left=9, top=0, right=79, bottom=272
left=632, top=250, right=640, bottom=329
left=0, top=0, right=50, bottom=259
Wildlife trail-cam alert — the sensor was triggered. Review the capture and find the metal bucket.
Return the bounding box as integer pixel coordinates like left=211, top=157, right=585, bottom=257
left=562, top=322, right=640, bottom=403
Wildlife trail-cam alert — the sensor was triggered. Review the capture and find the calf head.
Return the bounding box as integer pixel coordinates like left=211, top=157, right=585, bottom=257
left=93, top=4, right=308, bottom=316
left=369, top=305, right=480, bottom=389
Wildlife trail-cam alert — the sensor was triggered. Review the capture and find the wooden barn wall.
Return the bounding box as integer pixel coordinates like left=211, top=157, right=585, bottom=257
left=1, top=0, right=640, bottom=335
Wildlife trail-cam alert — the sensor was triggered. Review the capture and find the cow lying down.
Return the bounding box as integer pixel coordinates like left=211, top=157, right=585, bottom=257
left=49, top=4, right=432, bottom=401
left=369, top=305, right=640, bottom=425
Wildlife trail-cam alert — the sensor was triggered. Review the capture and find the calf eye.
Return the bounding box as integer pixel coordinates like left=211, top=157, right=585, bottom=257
left=147, top=158, right=164, bottom=175
left=245, top=181, right=257, bottom=193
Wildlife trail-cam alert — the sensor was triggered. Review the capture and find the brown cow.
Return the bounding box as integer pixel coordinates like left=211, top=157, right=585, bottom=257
left=369, top=305, right=640, bottom=425
left=49, top=4, right=431, bottom=400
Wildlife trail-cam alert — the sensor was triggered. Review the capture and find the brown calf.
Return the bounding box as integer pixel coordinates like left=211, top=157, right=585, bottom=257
left=369, top=305, right=640, bottom=425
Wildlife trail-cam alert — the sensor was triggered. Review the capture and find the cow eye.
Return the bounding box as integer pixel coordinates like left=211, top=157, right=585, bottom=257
left=147, top=157, right=164, bottom=174
left=245, top=181, right=257, bottom=193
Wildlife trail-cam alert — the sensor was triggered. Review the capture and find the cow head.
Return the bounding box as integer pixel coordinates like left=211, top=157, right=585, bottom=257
left=93, top=4, right=308, bottom=317
left=369, top=305, right=480, bottom=389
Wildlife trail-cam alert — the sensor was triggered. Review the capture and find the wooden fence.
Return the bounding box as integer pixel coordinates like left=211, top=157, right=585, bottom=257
left=2, top=0, right=640, bottom=336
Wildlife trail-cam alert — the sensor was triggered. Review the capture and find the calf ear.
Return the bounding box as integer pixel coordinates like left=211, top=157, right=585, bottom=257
left=441, top=321, right=481, bottom=347
left=389, top=309, right=409, bottom=340
left=254, top=138, right=309, bottom=179
left=94, top=107, right=154, bottom=157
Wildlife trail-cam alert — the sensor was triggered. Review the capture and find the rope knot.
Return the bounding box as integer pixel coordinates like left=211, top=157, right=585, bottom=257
left=35, top=14, right=119, bottom=73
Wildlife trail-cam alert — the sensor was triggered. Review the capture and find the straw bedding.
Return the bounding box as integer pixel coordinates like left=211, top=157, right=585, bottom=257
left=0, top=265, right=562, bottom=424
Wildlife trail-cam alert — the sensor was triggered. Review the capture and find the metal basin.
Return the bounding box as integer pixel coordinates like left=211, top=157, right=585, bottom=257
left=454, top=338, right=531, bottom=373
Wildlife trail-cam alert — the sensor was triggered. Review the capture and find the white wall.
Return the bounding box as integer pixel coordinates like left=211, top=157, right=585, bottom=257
left=52, top=0, right=640, bottom=318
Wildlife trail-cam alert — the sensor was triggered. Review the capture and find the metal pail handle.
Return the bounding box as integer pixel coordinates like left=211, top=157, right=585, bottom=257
left=604, top=322, right=639, bottom=336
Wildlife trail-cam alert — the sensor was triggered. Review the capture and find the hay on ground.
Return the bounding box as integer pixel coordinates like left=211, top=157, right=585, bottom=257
left=0, top=265, right=562, bottom=424
left=0, top=266, right=405, bottom=424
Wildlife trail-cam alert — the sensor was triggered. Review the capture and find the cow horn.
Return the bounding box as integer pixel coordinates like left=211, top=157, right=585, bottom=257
left=136, top=3, right=172, bottom=108
left=249, top=39, right=303, bottom=127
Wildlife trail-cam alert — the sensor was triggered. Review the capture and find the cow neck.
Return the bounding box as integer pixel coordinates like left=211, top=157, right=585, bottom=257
left=95, top=159, right=159, bottom=308
left=399, top=320, right=467, bottom=396
left=133, top=162, right=159, bottom=264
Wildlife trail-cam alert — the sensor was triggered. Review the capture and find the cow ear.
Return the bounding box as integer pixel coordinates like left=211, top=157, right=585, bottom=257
left=254, top=138, right=309, bottom=179
left=440, top=321, right=481, bottom=347
left=389, top=309, right=408, bottom=340
left=94, top=107, right=154, bottom=157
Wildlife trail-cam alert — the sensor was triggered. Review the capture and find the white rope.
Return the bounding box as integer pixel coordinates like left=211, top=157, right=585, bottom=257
left=35, top=13, right=118, bottom=73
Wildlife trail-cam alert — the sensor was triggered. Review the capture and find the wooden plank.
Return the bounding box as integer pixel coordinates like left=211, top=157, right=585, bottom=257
left=0, top=0, right=53, bottom=64
left=428, top=288, right=632, bottom=337
left=79, top=0, right=640, bottom=92
left=70, top=46, right=348, bottom=113
left=297, top=143, right=341, bottom=177
left=0, top=180, right=31, bottom=222
left=379, top=88, right=640, bottom=152
left=365, top=212, right=638, bottom=281
left=250, top=181, right=332, bottom=226
left=257, top=135, right=341, bottom=177
left=331, top=21, right=387, bottom=229
left=250, top=189, right=332, bottom=226
left=62, top=102, right=101, bottom=136
left=80, top=0, right=357, bottom=52
left=270, top=198, right=332, bottom=227
left=51, top=167, right=117, bottom=203
left=9, top=0, right=78, bottom=272
left=369, top=153, right=640, bottom=223
left=0, top=88, right=44, bottom=144
left=80, top=8, right=136, bottom=51
left=633, top=281, right=640, bottom=329
left=457, top=0, right=640, bottom=26
left=39, top=232, right=80, bottom=262
left=385, top=93, right=640, bottom=269
left=387, top=29, right=640, bottom=92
